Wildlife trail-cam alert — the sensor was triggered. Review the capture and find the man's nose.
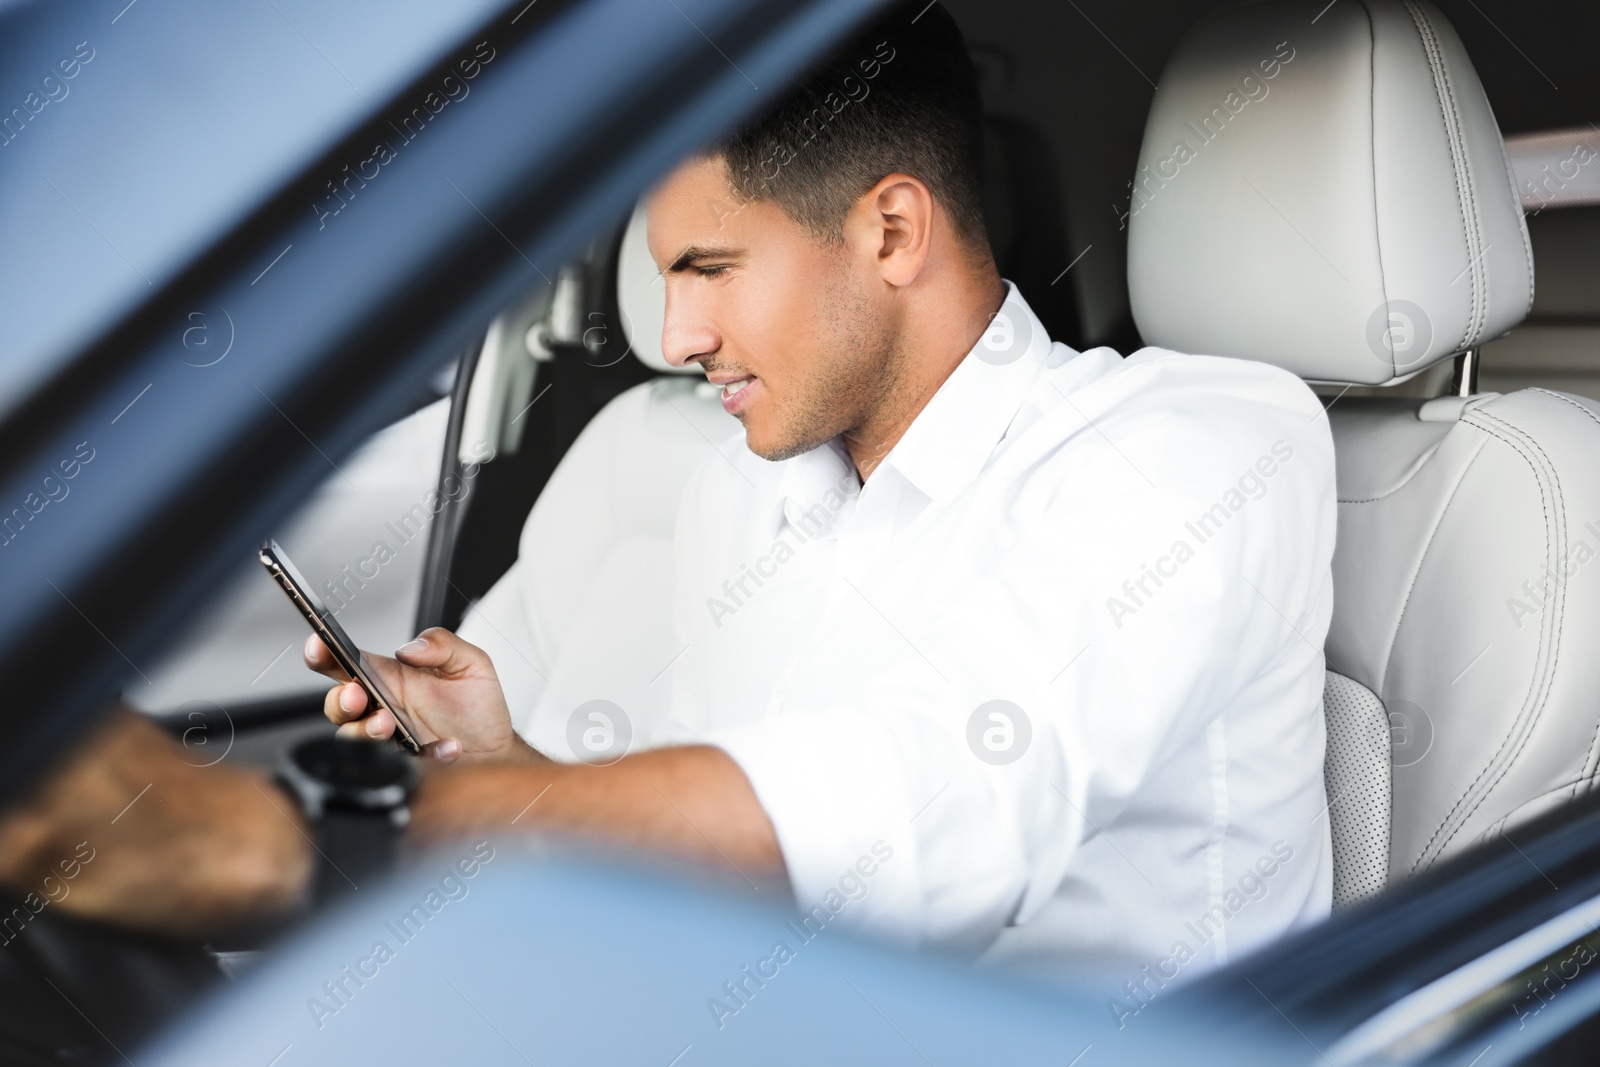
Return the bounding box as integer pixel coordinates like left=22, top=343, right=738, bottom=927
left=660, top=290, right=719, bottom=369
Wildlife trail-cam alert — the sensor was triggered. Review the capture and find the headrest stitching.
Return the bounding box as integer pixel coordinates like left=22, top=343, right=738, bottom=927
left=1363, top=2, right=1395, bottom=377
left=1495, top=139, right=1537, bottom=320
left=1403, top=0, right=1487, bottom=351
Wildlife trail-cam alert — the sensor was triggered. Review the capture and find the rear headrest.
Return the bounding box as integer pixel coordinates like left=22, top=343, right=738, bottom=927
left=617, top=201, right=694, bottom=374
left=1127, top=0, right=1534, bottom=386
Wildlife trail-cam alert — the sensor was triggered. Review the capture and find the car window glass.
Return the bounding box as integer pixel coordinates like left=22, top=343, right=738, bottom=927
left=126, top=397, right=449, bottom=713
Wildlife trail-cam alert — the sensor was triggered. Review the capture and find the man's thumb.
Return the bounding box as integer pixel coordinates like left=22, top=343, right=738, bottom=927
left=393, top=628, right=480, bottom=674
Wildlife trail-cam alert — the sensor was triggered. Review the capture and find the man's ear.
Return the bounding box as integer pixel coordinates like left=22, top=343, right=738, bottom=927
left=849, top=173, right=934, bottom=288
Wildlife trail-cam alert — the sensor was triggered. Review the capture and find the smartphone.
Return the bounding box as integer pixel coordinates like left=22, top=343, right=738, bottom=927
left=259, top=539, right=423, bottom=755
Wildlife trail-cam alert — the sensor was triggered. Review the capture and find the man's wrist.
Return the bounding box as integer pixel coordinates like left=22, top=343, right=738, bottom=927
left=408, top=760, right=565, bottom=842
left=505, top=734, right=549, bottom=763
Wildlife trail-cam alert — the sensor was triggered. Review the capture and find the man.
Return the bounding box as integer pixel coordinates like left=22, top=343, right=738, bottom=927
left=0, top=0, right=1334, bottom=983
left=313, top=0, right=1337, bottom=980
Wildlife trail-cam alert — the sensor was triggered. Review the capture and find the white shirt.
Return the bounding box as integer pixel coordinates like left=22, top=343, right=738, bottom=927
left=462, top=282, right=1336, bottom=994
left=661, top=283, right=1336, bottom=987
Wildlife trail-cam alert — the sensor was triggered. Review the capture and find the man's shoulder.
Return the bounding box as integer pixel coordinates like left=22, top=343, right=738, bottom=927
left=1011, top=344, right=1337, bottom=537
left=1032, top=344, right=1333, bottom=469
left=1061, top=344, right=1322, bottom=420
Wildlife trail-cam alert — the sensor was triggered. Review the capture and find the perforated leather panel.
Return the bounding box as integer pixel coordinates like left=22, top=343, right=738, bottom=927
left=1324, top=670, right=1391, bottom=910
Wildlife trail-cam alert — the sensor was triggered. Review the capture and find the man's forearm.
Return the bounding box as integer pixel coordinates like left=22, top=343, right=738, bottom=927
left=410, top=744, right=788, bottom=885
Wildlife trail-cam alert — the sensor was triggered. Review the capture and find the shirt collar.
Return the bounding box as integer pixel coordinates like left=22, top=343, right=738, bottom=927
left=768, top=281, right=1055, bottom=535
left=772, top=437, right=859, bottom=539
left=880, top=281, right=1053, bottom=506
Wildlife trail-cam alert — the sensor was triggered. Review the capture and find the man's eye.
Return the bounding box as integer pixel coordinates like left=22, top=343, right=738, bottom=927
left=695, top=265, right=730, bottom=278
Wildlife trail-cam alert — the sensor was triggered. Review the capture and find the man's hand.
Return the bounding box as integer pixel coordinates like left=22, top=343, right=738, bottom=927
left=311, top=629, right=787, bottom=892
left=0, top=710, right=313, bottom=937
left=306, top=627, right=533, bottom=763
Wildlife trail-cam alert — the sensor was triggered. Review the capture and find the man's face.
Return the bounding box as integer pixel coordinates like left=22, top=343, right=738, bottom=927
left=646, top=155, right=900, bottom=462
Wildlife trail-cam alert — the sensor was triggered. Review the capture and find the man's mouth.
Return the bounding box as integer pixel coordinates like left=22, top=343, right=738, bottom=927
left=710, top=374, right=759, bottom=414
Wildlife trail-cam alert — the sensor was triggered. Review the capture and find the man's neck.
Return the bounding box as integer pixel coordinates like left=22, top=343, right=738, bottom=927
left=842, top=274, right=1007, bottom=481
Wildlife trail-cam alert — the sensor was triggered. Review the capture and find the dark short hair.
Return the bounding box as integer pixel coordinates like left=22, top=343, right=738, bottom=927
left=712, top=1, right=990, bottom=258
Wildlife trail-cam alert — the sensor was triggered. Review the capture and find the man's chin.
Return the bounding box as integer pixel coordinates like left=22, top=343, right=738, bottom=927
left=743, top=421, right=823, bottom=464
left=743, top=431, right=792, bottom=463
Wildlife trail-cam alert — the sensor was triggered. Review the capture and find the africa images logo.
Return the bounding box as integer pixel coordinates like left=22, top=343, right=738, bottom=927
left=966, top=700, right=1032, bottom=765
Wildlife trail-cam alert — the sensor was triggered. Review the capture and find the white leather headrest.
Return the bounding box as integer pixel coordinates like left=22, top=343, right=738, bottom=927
left=617, top=202, right=695, bottom=374
left=1128, top=0, right=1534, bottom=386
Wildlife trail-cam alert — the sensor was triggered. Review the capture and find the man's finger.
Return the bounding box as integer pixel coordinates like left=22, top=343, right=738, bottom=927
left=421, top=737, right=462, bottom=762
left=333, top=706, right=396, bottom=741
left=303, top=634, right=353, bottom=683
left=334, top=721, right=369, bottom=742
left=322, top=681, right=369, bottom=725
left=323, top=684, right=344, bottom=725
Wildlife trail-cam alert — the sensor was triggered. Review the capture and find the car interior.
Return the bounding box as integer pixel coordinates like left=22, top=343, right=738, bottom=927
left=45, top=0, right=1598, bottom=1059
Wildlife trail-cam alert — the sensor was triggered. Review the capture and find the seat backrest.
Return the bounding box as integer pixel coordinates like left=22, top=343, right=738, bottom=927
left=1129, top=0, right=1600, bottom=908
left=1324, top=389, right=1600, bottom=905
